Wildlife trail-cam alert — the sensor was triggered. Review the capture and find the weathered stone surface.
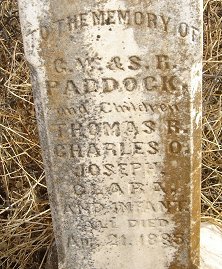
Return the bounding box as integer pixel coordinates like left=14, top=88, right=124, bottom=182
left=200, top=222, right=222, bottom=269
left=18, top=0, right=202, bottom=268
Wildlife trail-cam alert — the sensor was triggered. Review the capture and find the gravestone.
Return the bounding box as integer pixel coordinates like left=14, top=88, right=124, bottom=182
left=18, top=0, right=202, bottom=268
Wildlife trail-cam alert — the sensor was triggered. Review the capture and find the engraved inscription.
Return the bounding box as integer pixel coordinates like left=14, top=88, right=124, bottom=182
left=36, top=10, right=200, bottom=41
left=19, top=0, right=202, bottom=267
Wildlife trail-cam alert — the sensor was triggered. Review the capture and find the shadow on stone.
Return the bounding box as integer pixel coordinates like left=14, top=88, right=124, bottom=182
left=45, top=240, right=58, bottom=269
